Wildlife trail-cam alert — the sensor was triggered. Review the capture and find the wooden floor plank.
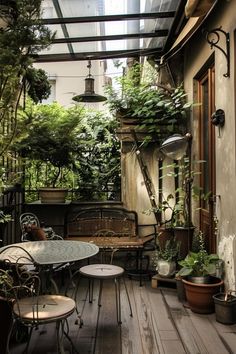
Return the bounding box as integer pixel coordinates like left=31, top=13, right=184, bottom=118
left=147, top=284, right=186, bottom=354
left=8, top=276, right=236, bottom=354
left=131, top=280, right=165, bottom=354
left=121, top=278, right=145, bottom=354
left=94, top=279, right=121, bottom=354
left=163, top=288, right=233, bottom=354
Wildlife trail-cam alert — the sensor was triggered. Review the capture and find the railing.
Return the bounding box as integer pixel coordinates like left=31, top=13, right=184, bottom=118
left=24, top=184, right=121, bottom=203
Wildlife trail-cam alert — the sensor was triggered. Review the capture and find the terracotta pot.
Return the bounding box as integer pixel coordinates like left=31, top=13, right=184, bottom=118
left=182, top=276, right=224, bottom=314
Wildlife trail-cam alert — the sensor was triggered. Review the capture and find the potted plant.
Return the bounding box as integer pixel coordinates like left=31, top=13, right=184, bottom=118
left=177, top=232, right=224, bottom=314
left=105, top=62, right=191, bottom=143
left=213, top=290, right=236, bottom=325
left=153, top=236, right=181, bottom=278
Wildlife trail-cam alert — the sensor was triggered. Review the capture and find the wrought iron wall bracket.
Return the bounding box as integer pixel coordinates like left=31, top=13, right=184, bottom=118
left=203, top=27, right=230, bottom=78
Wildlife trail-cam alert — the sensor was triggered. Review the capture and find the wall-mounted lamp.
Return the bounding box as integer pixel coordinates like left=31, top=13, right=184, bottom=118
left=72, top=60, right=107, bottom=103
left=211, top=109, right=225, bottom=127
left=211, top=109, right=225, bottom=137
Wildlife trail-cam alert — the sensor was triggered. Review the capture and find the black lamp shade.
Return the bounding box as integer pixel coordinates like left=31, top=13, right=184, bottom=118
left=72, top=73, right=107, bottom=103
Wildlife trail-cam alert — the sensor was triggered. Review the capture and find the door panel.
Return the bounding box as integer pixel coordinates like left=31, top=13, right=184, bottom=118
left=198, top=65, right=216, bottom=253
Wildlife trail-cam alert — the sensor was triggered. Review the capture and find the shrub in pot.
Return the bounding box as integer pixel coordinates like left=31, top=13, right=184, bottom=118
left=177, top=232, right=223, bottom=313
left=153, top=236, right=181, bottom=278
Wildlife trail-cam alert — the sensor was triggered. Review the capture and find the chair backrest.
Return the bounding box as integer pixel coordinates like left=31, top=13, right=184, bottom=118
left=0, top=254, right=39, bottom=301
left=19, top=213, right=63, bottom=241
left=19, top=213, right=40, bottom=241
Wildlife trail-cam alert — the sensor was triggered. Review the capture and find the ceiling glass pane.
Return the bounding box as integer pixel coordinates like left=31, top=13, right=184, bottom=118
left=39, top=0, right=184, bottom=61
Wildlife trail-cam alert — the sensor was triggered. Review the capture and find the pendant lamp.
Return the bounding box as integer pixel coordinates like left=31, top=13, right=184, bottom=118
left=72, top=60, right=107, bottom=103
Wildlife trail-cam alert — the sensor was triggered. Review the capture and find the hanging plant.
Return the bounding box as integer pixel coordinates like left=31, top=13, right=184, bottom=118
left=25, top=67, right=51, bottom=104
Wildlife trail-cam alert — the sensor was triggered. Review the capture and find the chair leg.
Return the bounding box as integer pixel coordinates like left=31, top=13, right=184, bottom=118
left=114, top=278, right=122, bottom=324
left=122, top=276, right=133, bottom=317
left=61, top=319, right=80, bottom=354
left=23, top=326, right=33, bottom=354
left=98, top=279, right=103, bottom=307
left=56, top=321, right=66, bottom=354
left=88, top=279, right=94, bottom=303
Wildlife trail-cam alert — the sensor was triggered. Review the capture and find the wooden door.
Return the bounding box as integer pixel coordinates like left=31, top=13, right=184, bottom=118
left=198, top=65, right=216, bottom=253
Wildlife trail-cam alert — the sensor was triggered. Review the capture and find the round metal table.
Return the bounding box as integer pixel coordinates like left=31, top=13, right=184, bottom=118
left=0, top=240, right=99, bottom=265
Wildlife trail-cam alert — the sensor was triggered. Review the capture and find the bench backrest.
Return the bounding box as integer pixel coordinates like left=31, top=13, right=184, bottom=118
left=67, top=207, right=138, bottom=237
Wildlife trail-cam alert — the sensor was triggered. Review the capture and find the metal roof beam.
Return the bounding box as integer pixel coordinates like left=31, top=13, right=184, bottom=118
left=52, top=30, right=169, bottom=44
left=34, top=48, right=163, bottom=62
left=42, top=11, right=176, bottom=25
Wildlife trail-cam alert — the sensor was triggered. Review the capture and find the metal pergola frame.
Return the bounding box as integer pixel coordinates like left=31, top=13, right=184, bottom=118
left=35, top=0, right=187, bottom=62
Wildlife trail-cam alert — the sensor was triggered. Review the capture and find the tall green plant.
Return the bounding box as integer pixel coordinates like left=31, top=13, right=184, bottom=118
left=0, top=0, right=54, bottom=158
left=14, top=101, right=121, bottom=201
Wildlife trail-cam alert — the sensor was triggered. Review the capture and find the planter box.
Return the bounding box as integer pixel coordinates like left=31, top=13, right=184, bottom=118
left=39, top=188, right=68, bottom=204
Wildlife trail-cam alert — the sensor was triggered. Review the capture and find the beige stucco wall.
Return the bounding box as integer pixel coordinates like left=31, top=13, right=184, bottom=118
left=121, top=142, right=160, bottom=230
left=33, top=60, right=107, bottom=109
left=182, top=0, right=236, bottom=289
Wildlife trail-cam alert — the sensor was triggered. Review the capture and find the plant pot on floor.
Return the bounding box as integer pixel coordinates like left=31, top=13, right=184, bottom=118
left=39, top=188, right=68, bottom=204
left=182, top=276, right=224, bottom=314
left=213, top=292, right=236, bottom=324
left=156, top=259, right=176, bottom=278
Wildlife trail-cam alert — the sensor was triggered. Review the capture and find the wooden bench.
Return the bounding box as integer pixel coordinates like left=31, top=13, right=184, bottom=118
left=66, top=207, right=157, bottom=250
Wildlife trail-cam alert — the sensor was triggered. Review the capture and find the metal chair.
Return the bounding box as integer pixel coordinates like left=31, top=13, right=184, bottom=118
left=0, top=257, right=78, bottom=354
left=67, top=229, right=133, bottom=327
left=19, top=212, right=63, bottom=241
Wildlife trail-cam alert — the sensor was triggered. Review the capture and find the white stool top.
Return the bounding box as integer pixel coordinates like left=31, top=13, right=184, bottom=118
left=79, top=264, right=124, bottom=279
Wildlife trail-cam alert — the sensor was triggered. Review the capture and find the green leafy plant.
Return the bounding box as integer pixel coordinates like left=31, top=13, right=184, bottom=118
left=177, top=231, right=219, bottom=277
left=25, top=67, right=51, bottom=104
left=153, top=236, right=181, bottom=264
left=14, top=101, right=85, bottom=188
left=145, top=157, right=210, bottom=228
left=0, top=0, right=54, bottom=158
left=13, top=101, right=121, bottom=200
left=0, top=268, right=14, bottom=298
left=104, top=62, right=191, bottom=141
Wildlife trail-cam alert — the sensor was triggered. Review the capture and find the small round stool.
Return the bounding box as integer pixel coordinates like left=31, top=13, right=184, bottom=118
left=79, top=264, right=133, bottom=324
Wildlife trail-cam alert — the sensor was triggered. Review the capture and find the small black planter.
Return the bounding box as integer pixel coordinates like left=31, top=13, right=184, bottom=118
left=213, top=293, right=236, bottom=324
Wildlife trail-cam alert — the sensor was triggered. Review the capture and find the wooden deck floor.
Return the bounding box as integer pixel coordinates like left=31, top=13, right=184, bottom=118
left=10, top=275, right=236, bottom=354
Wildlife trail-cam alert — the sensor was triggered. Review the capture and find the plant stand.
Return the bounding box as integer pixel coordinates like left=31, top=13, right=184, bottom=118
left=151, top=274, right=176, bottom=289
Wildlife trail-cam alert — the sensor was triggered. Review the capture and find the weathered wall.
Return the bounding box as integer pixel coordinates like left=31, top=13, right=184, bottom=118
left=182, top=0, right=236, bottom=289
left=121, top=142, right=160, bottom=229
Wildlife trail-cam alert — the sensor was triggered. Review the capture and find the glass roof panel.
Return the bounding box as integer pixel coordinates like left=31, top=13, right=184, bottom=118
left=38, top=0, right=185, bottom=62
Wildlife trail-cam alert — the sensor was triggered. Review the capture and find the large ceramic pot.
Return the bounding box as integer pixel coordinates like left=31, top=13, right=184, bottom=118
left=182, top=276, right=224, bottom=314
